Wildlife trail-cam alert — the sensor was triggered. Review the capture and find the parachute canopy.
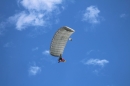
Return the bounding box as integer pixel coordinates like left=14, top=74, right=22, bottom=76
left=50, top=26, right=75, bottom=57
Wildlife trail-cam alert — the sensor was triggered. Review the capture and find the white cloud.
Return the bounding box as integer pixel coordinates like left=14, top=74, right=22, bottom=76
left=29, top=65, right=41, bottom=75
left=21, top=0, right=62, bottom=12
left=83, top=6, right=100, bottom=24
left=32, top=47, right=39, bottom=51
left=55, top=19, right=60, bottom=24
left=3, top=42, right=13, bottom=47
left=41, top=50, right=56, bottom=63
left=84, top=59, right=109, bottom=67
left=10, top=11, right=45, bottom=30
left=0, top=22, right=7, bottom=35
left=87, top=50, right=93, bottom=55
left=42, top=50, right=50, bottom=55
left=120, top=13, right=126, bottom=18
left=10, top=0, right=63, bottom=30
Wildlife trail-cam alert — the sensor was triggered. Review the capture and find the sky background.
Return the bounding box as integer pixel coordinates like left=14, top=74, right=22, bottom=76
left=0, top=0, right=130, bottom=86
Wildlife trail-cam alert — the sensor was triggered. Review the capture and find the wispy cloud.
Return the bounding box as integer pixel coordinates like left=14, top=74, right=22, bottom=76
left=21, top=0, right=62, bottom=12
left=55, top=19, right=60, bottom=24
left=42, top=50, right=50, bottom=55
left=83, top=59, right=109, bottom=67
left=32, top=47, right=39, bottom=51
left=9, top=12, right=45, bottom=30
left=87, top=50, right=93, bottom=55
left=29, top=65, right=41, bottom=75
left=9, top=0, right=63, bottom=30
left=0, top=22, right=7, bottom=35
left=82, top=6, right=100, bottom=24
left=3, top=42, right=13, bottom=47
left=120, top=13, right=126, bottom=18
left=42, top=50, right=56, bottom=63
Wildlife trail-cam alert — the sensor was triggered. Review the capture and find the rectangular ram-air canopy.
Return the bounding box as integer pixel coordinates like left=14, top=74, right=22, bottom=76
left=50, top=26, right=75, bottom=57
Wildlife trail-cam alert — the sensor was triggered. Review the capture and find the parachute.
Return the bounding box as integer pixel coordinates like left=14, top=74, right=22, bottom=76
left=50, top=26, right=75, bottom=57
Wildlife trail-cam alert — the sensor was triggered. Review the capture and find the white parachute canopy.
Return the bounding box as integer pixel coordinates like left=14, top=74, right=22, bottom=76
left=50, top=26, right=75, bottom=57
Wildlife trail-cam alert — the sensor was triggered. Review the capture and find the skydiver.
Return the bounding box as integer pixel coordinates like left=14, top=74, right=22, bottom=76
left=58, top=54, right=66, bottom=63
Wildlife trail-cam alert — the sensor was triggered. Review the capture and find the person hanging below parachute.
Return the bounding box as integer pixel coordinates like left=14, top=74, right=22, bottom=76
left=50, top=26, right=75, bottom=63
left=58, top=54, right=66, bottom=63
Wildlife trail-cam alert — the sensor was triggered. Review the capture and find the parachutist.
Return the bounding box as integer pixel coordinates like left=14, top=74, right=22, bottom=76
left=58, top=54, right=66, bottom=63
left=50, top=26, right=75, bottom=63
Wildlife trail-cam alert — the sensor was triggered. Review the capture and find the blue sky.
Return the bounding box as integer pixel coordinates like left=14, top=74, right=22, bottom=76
left=0, top=0, right=130, bottom=86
